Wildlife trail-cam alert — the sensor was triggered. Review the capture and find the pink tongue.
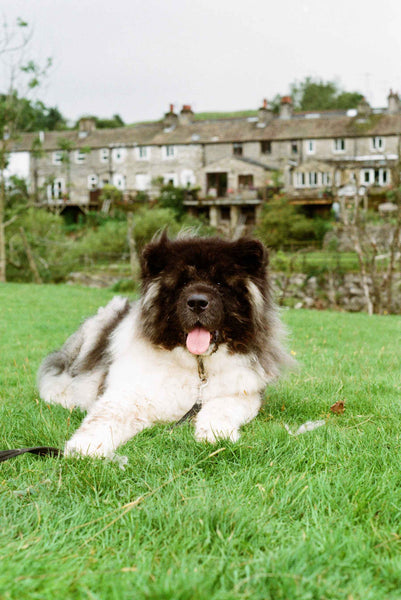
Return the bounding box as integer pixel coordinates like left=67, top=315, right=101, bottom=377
left=186, top=327, right=212, bottom=355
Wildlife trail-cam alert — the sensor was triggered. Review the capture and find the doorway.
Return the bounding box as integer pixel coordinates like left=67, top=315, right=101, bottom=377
left=206, top=172, right=228, bottom=197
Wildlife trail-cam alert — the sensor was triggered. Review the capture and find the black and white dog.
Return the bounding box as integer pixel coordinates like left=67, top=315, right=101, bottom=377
left=38, top=235, right=292, bottom=458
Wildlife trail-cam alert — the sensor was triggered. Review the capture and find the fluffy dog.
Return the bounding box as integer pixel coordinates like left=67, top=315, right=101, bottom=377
left=38, top=234, right=292, bottom=458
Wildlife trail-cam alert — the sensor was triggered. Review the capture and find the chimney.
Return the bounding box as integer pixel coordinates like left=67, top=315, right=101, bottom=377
left=279, top=96, right=292, bottom=120
left=258, top=98, right=273, bottom=126
left=78, top=117, right=96, bottom=136
left=357, top=97, right=372, bottom=118
left=387, top=89, right=401, bottom=114
left=178, top=104, right=194, bottom=126
left=163, top=104, right=178, bottom=129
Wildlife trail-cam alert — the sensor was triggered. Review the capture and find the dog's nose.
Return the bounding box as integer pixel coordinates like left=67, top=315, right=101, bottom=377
left=187, top=293, right=209, bottom=313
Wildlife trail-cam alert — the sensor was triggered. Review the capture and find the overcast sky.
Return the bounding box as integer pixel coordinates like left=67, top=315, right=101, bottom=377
left=2, top=0, right=401, bottom=124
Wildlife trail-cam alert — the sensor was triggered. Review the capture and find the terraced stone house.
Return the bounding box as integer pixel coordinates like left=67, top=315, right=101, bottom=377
left=7, top=92, right=401, bottom=229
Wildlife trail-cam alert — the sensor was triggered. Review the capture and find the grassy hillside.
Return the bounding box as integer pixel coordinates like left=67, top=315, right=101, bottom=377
left=1, top=283, right=401, bottom=599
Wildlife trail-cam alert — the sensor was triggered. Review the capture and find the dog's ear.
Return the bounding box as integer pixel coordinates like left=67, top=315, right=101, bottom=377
left=141, top=231, right=170, bottom=278
left=231, top=238, right=268, bottom=276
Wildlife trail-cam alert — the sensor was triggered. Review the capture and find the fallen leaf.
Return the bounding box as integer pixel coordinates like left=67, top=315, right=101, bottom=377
left=330, top=400, right=346, bottom=414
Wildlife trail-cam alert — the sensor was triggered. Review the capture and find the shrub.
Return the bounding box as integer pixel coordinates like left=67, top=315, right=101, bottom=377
left=255, top=195, right=329, bottom=249
left=6, top=209, right=75, bottom=282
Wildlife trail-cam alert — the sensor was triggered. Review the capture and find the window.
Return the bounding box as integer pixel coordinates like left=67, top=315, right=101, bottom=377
left=322, top=172, right=332, bottom=186
left=261, top=141, right=272, bottom=155
left=52, top=151, right=63, bottom=165
left=136, top=146, right=150, bottom=160
left=360, top=168, right=390, bottom=186
left=163, top=172, right=178, bottom=186
left=180, top=169, right=196, bottom=186
left=112, top=147, right=126, bottom=163
left=361, top=169, right=373, bottom=185
left=113, top=173, right=126, bottom=190
left=305, top=140, right=315, bottom=155
left=333, top=138, right=345, bottom=152
left=238, top=174, right=254, bottom=189
left=87, top=174, right=98, bottom=190
left=47, top=177, right=65, bottom=200
left=371, top=137, right=384, bottom=151
left=162, top=145, right=176, bottom=159
left=75, top=150, right=86, bottom=164
left=291, top=141, right=298, bottom=155
left=308, top=172, right=318, bottom=187
left=100, top=148, right=110, bottom=163
left=294, top=172, right=306, bottom=187
left=233, top=143, right=243, bottom=156
left=135, top=174, right=151, bottom=191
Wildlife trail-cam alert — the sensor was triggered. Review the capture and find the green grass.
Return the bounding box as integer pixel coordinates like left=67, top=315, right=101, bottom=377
left=1, top=283, right=401, bottom=599
left=271, top=250, right=361, bottom=273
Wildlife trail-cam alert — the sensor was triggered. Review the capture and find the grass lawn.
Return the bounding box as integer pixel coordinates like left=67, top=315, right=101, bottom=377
left=1, top=283, right=401, bottom=599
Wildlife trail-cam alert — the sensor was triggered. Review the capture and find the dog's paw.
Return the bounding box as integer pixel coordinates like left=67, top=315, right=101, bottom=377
left=195, top=424, right=240, bottom=444
left=64, top=437, right=110, bottom=458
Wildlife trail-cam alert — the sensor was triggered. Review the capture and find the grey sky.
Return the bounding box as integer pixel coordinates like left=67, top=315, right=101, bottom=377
left=2, top=0, right=401, bottom=123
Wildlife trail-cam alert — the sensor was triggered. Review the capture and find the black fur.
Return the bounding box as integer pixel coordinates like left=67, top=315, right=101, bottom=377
left=140, top=234, right=273, bottom=361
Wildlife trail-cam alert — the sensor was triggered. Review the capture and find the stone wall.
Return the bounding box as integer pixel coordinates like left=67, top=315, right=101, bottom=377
left=323, top=225, right=401, bottom=253
left=272, top=272, right=401, bottom=313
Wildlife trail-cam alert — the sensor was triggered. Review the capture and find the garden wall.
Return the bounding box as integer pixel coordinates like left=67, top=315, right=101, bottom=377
left=272, top=272, right=401, bottom=313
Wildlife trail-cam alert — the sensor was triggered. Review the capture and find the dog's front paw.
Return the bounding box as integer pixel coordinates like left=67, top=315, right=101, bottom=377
left=64, top=436, right=111, bottom=458
left=194, top=424, right=240, bottom=444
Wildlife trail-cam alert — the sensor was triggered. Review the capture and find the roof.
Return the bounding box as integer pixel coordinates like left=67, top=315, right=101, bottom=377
left=10, top=111, right=401, bottom=152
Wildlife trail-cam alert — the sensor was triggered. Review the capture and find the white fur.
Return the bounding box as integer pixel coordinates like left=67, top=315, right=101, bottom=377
left=40, top=299, right=272, bottom=458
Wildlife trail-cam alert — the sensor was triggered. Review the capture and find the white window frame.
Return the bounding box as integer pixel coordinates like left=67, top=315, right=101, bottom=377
left=359, top=168, right=389, bottom=186
left=380, top=168, right=390, bottom=185
left=305, top=140, right=316, bottom=155
left=87, top=174, right=99, bottom=190
left=135, top=173, right=151, bottom=191
left=294, top=172, right=306, bottom=188
left=162, top=145, right=176, bottom=160
left=163, top=172, right=179, bottom=186
left=308, top=171, right=318, bottom=187
left=333, top=138, right=346, bottom=153
left=136, top=146, right=151, bottom=160
left=112, top=147, right=127, bottom=163
left=47, top=177, right=65, bottom=200
left=52, top=151, right=63, bottom=166
left=321, top=172, right=332, bottom=186
left=360, top=169, right=374, bottom=185
left=100, top=148, right=110, bottom=163
left=180, top=169, right=196, bottom=187
left=371, top=136, right=384, bottom=151
left=75, top=149, right=86, bottom=164
left=113, top=173, right=126, bottom=190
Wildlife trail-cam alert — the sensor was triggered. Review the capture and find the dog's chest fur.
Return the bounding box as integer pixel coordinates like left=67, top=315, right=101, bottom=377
left=104, top=303, right=266, bottom=423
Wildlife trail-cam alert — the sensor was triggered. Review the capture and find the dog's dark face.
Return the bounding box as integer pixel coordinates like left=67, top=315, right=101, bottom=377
left=140, top=234, right=269, bottom=355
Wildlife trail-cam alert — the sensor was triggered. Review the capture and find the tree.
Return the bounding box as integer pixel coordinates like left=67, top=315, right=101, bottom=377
left=74, top=113, right=125, bottom=129
left=0, top=16, right=52, bottom=282
left=289, top=77, right=364, bottom=111
left=0, top=94, right=66, bottom=131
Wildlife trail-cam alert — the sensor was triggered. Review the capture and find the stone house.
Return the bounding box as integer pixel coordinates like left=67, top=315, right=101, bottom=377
left=7, top=91, right=401, bottom=228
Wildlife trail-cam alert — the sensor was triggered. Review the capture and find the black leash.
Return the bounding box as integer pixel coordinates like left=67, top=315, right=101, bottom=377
left=169, top=356, right=207, bottom=431
left=0, top=446, right=63, bottom=463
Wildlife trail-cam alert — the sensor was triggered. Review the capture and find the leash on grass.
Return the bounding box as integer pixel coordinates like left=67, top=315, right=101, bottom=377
left=1, top=357, right=208, bottom=463
left=0, top=446, right=63, bottom=462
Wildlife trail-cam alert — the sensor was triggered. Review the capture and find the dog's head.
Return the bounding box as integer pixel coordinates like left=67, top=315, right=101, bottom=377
left=139, top=233, right=269, bottom=355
